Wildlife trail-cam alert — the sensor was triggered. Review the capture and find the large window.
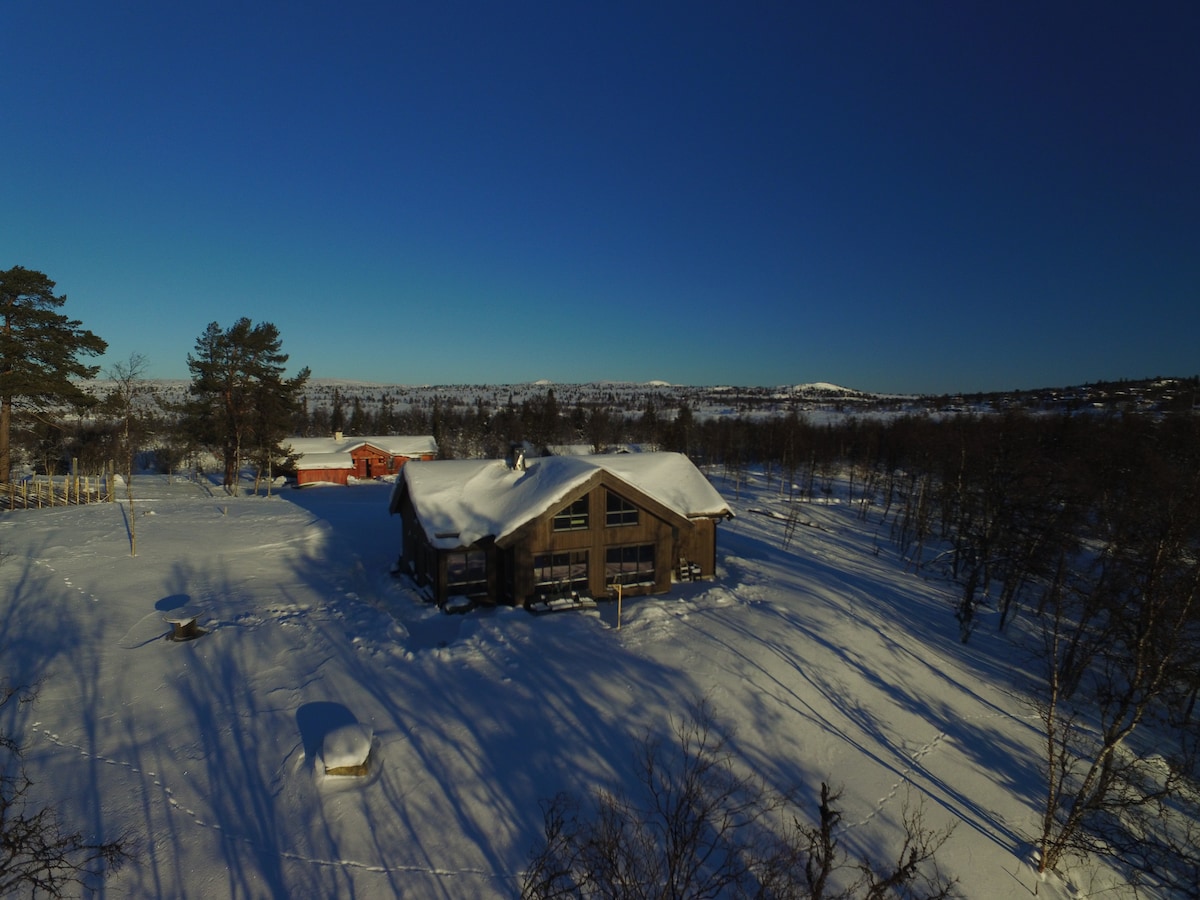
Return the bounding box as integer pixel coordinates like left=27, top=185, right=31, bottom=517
left=553, top=496, right=590, bottom=531
left=605, top=544, right=655, bottom=586
left=605, top=490, right=639, bottom=527
left=446, top=549, right=488, bottom=598
left=533, top=550, right=589, bottom=596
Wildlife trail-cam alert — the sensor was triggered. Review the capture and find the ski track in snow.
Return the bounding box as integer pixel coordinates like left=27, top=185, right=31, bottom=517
left=28, top=723, right=518, bottom=885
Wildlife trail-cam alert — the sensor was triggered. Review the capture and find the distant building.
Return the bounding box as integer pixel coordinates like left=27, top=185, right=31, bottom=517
left=389, top=452, right=732, bottom=610
left=289, top=433, right=437, bottom=486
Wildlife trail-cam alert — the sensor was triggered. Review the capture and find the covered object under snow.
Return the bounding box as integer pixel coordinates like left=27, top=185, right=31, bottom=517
left=322, top=723, right=374, bottom=776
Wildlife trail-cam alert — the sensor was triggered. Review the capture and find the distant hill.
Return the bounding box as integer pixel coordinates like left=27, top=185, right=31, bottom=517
left=76, top=375, right=1198, bottom=420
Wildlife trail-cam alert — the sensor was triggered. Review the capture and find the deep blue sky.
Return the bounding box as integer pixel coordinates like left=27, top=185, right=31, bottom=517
left=3, top=2, right=1197, bottom=394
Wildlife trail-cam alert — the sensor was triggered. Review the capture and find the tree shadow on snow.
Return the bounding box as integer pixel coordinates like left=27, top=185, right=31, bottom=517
left=711, top=496, right=1043, bottom=863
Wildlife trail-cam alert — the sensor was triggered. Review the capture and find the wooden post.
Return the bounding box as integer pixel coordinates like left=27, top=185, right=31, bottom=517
left=128, top=474, right=137, bottom=557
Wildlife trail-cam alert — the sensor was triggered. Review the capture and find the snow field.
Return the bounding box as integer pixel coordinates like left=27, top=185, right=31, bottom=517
left=0, top=473, right=1104, bottom=898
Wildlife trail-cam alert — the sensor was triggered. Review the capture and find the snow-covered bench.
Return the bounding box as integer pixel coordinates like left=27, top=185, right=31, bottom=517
left=525, top=591, right=597, bottom=615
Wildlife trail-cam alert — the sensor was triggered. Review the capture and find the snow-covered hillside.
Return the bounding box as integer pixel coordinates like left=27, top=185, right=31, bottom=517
left=0, top=472, right=1122, bottom=898
left=77, top=378, right=898, bottom=425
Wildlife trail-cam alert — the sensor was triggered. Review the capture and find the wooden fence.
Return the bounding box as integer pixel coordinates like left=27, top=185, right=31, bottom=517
left=1, top=476, right=114, bottom=510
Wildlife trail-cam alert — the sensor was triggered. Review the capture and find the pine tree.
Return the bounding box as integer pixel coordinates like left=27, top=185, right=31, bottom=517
left=0, top=267, right=107, bottom=481
left=183, top=319, right=309, bottom=492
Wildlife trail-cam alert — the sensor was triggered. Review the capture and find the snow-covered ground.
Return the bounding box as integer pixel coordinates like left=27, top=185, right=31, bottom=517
left=0, top=471, right=1111, bottom=898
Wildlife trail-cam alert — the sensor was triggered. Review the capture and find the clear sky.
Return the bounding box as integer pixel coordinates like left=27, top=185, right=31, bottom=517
left=3, top=2, right=1197, bottom=394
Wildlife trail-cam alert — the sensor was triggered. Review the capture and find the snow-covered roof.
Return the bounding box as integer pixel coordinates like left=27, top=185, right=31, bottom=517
left=392, top=452, right=732, bottom=549
left=289, top=435, right=437, bottom=470
left=544, top=443, right=649, bottom=456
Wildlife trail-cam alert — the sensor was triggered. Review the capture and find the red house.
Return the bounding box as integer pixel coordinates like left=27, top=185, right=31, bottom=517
left=289, top=433, right=438, bottom=486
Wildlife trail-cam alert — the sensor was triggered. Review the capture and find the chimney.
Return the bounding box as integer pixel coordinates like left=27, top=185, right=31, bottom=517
left=334, top=431, right=344, bottom=443
left=508, top=442, right=527, bottom=471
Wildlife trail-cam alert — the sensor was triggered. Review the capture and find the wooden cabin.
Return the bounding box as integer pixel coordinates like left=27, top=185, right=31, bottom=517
left=289, top=433, right=437, bottom=486
left=389, top=452, right=732, bottom=610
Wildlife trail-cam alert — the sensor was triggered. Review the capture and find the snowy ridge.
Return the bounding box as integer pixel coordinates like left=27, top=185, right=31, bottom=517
left=785, top=381, right=863, bottom=395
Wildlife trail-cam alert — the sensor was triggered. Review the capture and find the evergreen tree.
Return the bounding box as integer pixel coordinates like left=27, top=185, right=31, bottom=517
left=348, top=396, right=368, bottom=434
left=666, top=403, right=695, bottom=458
left=183, top=319, right=309, bottom=492
left=637, top=397, right=660, bottom=447
left=0, top=266, right=107, bottom=480
left=330, top=388, right=345, bottom=434
left=377, top=395, right=396, bottom=434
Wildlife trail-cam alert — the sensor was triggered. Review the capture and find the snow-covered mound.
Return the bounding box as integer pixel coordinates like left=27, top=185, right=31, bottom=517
left=322, top=723, right=374, bottom=776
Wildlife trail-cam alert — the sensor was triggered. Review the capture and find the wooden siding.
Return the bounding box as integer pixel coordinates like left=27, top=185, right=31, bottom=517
left=349, top=445, right=393, bottom=478
left=397, top=469, right=724, bottom=609
left=296, top=467, right=352, bottom=486
left=677, top=517, right=718, bottom=576
left=298, top=447, right=433, bottom=486
left=505, top=481, right=677, bottom=603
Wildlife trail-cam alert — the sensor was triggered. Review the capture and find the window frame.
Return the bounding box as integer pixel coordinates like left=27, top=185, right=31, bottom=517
left=552, top=495, right=590, bottom=531
left=605, top=543, right=656, bottom=586
left=533, top=550, right=590, bottom=596
left=445, top=548, right=488, bottom=598
left=605, top=490, right=639, bottom=527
